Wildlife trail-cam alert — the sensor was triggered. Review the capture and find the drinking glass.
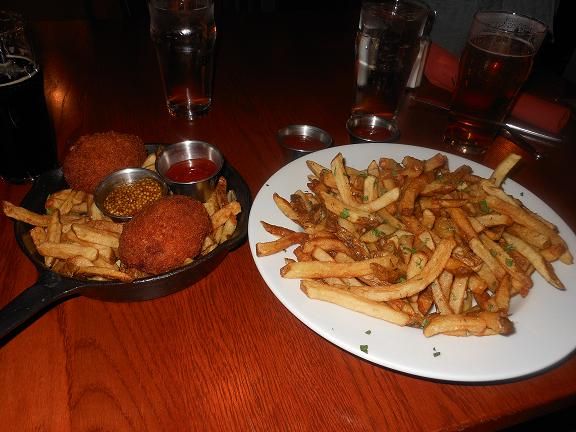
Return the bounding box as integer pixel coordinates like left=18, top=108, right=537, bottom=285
left=148, top=0, right=217, bottom=120
left=349, top=0, right=431, bottom=142
left=0, top=10, right=58, bottom=183
left=443, top=11, right=547, bottom=155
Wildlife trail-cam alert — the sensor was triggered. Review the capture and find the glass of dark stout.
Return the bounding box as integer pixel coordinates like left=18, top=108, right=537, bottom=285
left=0, top=11, right=58, bottom=183
left=444, top=11, right=547, bottom=155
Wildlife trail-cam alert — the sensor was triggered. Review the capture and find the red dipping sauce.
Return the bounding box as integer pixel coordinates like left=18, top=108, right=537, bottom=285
left=165, top=158, right=217, bottom=183
left=282, top=134, right=327, bottom=151
left=351, top=125, right=396, bottom=141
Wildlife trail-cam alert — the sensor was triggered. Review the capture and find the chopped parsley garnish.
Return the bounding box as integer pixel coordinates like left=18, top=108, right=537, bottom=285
left=360, top=344, right=368, bottom=354
left=340, top=208, right=350, bottom=219
left=396, top=276, right=407, bottom=283
left=363, top=195, right=369, bottom=202
left=505, top=258, right=514, bottom=267
left=365, top=330, right=372, bottom=335
left=504, top=243, right=515, bottom=253
left=489, top=249, right=498, bottom=257
left=479, top=199, right=491, bottom=214
left=372, top=228, right=383, bottom=237
left=402, top=246, right=417, bottom=254
left=433, top=347, right=441, bottom=357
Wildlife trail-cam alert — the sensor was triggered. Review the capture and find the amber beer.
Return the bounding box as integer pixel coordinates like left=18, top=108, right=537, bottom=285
left=445, top=34, right=534, bottom=150
left=444, top=12, right=547, bottom=154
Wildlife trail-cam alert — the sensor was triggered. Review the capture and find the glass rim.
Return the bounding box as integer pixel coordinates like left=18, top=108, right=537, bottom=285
left=0, top=10, right=25, bottom=36
left=147, top=0, right=213, bottom=12
left=474, top=10, right=548, bottom=35
left=362, top=0, right=432, bottom=17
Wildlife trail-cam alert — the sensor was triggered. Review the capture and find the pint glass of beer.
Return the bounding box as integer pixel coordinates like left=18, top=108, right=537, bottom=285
left=350, top=0, right=431, bottom=142
left=444, top=11, right=547, bottom=155
left=148, top=0, right=216, bottom=120
left=0, top=11, right=58, bottom=183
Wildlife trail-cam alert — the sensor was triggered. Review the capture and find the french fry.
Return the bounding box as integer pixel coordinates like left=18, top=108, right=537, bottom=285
left=489, top=153, right=521, bottom=187
left=320, top=191, right=381, bottom=225
left=2, top=201, right=50, bottom=226
left=37, top=242, right=98, bottom=261
left=301, top=238, right=350, bottom=255
left=506, top=223, right=550, bottom=249
left=447, top=207, right=478, bottom=242
left=29, top=226, right=47, bottom=247
left=502, top=232, right=564, bottom=289
left=72, top=223, right=120, bottom=248
left=424, top=311, right=514, bottom=337
left=273, top=193, right=300, bottom=223
left=75, top=266, right=133, bottom=282
left=211, top=201, right=241, bottom=230
left=45, top=209, right=62, bottom=267
left=348, top=238, right=456, bottom=301
left=355, top=187, right=400, bottom=213
left=423, top=314, right=487, bottom=337
left=281, top=255, right=398, bottom=279
left=85, top=219, right=123, bottom=234
left=430, top=279, right=453, bottom=315
left=331, top=153, right=356, bottom=206
left=142, top=153, right=157, bottom=171
left=494, top=274, right=511, bottom=313
left=449, top=275, right=469, bottom=314
left=474, top=214, right=513, bottom=228
left=63, top=230, right=116, bottom=263
left=261, top=221, right=298, bottom=237
left=301, top=279, right=413, bottom=326
left=479, top=233, right=533, bottom=292
left=256, top=232, right=308, bottom=257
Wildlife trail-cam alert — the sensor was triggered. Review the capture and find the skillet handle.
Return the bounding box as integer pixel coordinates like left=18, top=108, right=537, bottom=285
left=0, top=271, right=82, bottom=342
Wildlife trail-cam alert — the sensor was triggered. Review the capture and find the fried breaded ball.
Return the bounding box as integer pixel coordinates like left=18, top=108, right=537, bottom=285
left=63, top=131, right=147, bottom=193
left=118, top=195, right=212, bottom=275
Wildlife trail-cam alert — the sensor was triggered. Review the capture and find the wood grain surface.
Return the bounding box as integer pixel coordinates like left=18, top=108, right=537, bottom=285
left=0, top=10, right=575, bottom=432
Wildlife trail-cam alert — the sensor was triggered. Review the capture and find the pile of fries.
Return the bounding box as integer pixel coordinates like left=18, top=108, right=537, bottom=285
left=2, top=153, right=241, bottom=282
left=256, top=152, right=572, bottom=337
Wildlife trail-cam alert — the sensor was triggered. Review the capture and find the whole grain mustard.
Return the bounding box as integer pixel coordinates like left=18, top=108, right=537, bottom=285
left=103, top=177, right=163, bottom=217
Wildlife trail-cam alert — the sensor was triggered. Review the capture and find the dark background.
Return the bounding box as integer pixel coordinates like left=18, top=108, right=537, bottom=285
left=3, top=0, right=575, bottom=92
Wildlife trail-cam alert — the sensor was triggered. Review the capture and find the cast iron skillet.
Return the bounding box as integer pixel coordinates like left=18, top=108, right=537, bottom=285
left=0, top=159, right=251, bottom=342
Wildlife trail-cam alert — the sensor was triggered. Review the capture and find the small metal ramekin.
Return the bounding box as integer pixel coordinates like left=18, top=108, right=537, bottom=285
left=94, top=168, right=169, bottom=222
left=277, top=124, right=333, bottom=161
left=346, top=114, right=400, bottom=143
left=155, top=140, right=224, bottom=201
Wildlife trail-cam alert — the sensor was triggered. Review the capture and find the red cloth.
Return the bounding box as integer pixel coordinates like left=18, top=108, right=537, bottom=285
left=424, top=43, right=571, bottom=134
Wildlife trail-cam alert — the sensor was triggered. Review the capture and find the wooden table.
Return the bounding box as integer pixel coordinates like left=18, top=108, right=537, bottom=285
left=1, top=10, right=575, bottom=432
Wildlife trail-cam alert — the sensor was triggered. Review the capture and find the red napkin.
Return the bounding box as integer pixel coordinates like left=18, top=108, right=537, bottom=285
left=424, top=43, right=571, bottom=134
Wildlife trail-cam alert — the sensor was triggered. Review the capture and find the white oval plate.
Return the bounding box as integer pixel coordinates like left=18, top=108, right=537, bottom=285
left=248, top=143, right=576, bottom=382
